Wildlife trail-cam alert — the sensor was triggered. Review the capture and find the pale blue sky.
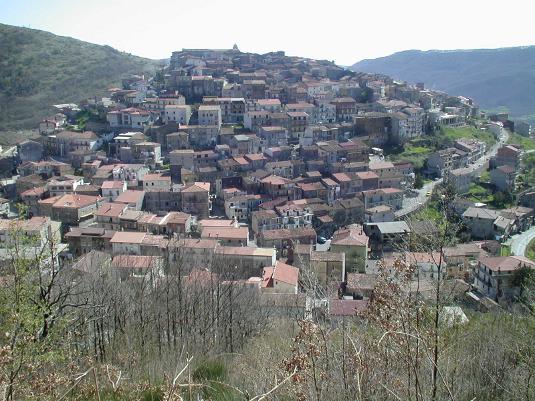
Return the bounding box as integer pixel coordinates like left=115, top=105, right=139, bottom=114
left=1, top=0, right=535, bottom=65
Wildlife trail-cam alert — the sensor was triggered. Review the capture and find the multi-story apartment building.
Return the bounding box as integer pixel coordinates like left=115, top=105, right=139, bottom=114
left=361, top=188, right=403, bottom=211
left=474, top=256, right=535, bottom=302
left=163, top=105, right=191, bottom=124
left=198, top=105, right=222, bottom=127
left=224, top=194, right=264, bottom=221
left=427, top=148, right=468, bottom=177
left=107, top=108, right=154, bottom=129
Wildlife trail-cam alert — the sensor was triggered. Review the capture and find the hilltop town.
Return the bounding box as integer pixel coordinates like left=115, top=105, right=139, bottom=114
left=2, top=46, right=535, bottom=313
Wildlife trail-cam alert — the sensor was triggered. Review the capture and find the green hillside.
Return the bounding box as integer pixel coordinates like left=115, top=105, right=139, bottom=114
left=351, top=47, right=535, bottom=122
left=0, top=23, right=162, bottom=130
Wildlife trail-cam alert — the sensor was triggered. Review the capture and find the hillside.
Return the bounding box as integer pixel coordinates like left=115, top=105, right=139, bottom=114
left=0, top=23, right=162, bottom=130
left=351, top=47, right=535, bottom=121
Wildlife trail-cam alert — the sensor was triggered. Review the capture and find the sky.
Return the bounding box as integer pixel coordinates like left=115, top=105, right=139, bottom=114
left=2, top=0, right=535, bottom=66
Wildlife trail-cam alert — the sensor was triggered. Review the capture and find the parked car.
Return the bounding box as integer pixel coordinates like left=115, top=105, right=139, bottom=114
left=317, top=236, right=327, bottom=244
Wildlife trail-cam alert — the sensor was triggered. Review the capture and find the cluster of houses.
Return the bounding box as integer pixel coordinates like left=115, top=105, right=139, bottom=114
left=0, top=47, right=534, bottom=319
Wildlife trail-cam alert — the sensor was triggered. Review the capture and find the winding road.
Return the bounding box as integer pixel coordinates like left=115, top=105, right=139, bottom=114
left=510, top=226, right=535, bottom=257
left=395, top=179, right=442, bottom=218
left=395, top=127, right=510, bottom=218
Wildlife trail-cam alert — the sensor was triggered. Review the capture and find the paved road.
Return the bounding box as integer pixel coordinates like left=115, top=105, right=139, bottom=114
left=510, top=226, right=535, bottom=256
left=315, top=239, right=331, bottom=252
left=395, top=179, right=442, bottom=218
left=395, top=127, right=509, bottom=218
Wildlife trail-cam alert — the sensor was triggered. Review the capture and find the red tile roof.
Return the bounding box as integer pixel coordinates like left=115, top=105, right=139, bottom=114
left=201, top=227, right=248, bottom=240
left=112, top=255, right=160, bottom=270
left=199, top=219, right=236, bottom=228
left=96, top=202, right=126, bottom=218
left=262, top=261, right=299, bottom=287
left=110, top=231, right=146, bottom=244
left=260, top=175, right=291, bottom=185
left=0, top=216, right=50, bottom=232
left=331, top=225, right=369, bottom=247
left=21, top=187, right=48, bottom=197
left=51, top=194, right=101, bottom=209
left=102, top=180, right=125, bottom=189
left=356, top=171, right=379, bottom=180
left=332, top=173, right=351, bottom=183
left=329, top=299, right=368, bottom=316
left=115, top=190, right=145, bottom=204
left=479, top=256, right=535, bottom=272
left=143, top=173, right=171, bottom=182
left=182, top=182, right=210, bottom=193
left=260, top=227, right=316, bottom=240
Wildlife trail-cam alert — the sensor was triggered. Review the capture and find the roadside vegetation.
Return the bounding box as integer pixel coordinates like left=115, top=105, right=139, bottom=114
left=507, top=131, right=535, bottom=151
left=526, top=237, right=535, bottom=261
left=387, top=125, right=496, bottom=170
left=519, top=153, right=535, bottom=189
left=441, top=126, right=496, bottom=147
left=412, top=200, right=443, bottom=223
left=465, top=181, right=514, bottom=208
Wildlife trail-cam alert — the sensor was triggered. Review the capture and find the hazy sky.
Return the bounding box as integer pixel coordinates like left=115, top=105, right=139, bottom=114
left=2, top=0, right=535, bottom=65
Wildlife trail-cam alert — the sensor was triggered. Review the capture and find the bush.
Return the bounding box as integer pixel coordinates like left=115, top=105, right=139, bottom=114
left=414, top=173, right=424, bottom=189
left=193, top=359, right=226, bottom=381
left=141, top=388, right=164, bottom=401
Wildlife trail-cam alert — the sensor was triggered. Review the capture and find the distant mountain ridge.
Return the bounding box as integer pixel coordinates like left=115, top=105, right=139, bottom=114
left=351, top=46, right=535, bottom=121
left=0, top=23, right=162, bottom=130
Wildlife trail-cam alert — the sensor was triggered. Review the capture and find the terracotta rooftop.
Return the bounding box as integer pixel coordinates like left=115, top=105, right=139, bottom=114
left=119, top=209, right=143, bottom=221
left=331, top=224, right=369, bottom=247
left=102, top=180, right=125, bottom=189
left=245, top=153, right=267, bottom=161
left=96, top=202, right=126, bottom=218
left=21, top=187, right=48, bottom=197
left=143, top=173, right=171, bottom=182
left=261, top=126, right=286, bottom=132
left=110, top=231, right=146, bottom=244
left=262, top=261, right=299, bottom=288
left=260, top=227, right=316, bottom=240
left=55, top=130, right=98, bottom=140
left=257, top=99, right=281, bottom=106
left=0, top=216, right=50, bottom=232
left=166, top=212, right=191, bottom=225
left=356, top=171, right=379, bottom=180
left=170, top=238, right=219, bottom=249
left=51, top=194, right=101, bottom=209
left=369, top=161, right=395, bottom=170
left=310, top=250, right=344, bottom=262
left=346, top=273, right=377, bottom=291
left=215, top=246, right=274, bottom=257
left=199, top=219, right=236, bottom=228
left=297, top=182, right=325, bottom=192
left=182, top=182, right=210, bottom=193
left=479, top=256, right=535, bottom=272
left=112, top=255, right=161, bottom=270
left=115, top=190, right=145, bottom=204
left=260, top=175, right=291, bottom=185
left=332, top=172, right=351, bottom=183
left=202, top=226, right=248, bottom=240
left=329, top=299, right=368, bottom=316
